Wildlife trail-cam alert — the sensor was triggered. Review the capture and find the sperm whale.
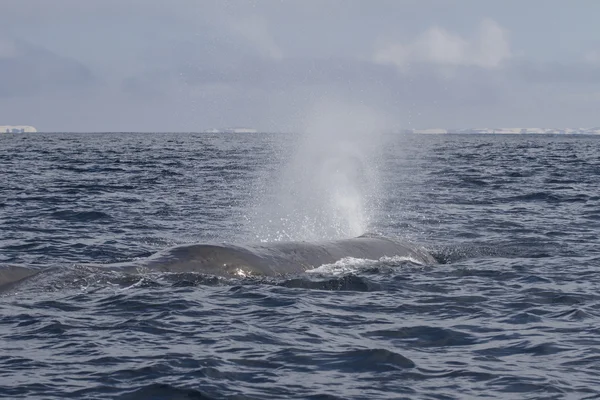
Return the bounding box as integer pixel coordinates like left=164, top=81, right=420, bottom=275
left=0, top=236, right=435, bottom=290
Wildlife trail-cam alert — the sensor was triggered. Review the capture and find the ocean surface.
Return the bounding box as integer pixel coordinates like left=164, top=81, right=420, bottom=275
left=1, top=132, right=599, bottom=399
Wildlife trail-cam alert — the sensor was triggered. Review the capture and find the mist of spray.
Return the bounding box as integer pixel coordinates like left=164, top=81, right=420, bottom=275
left=247, top=98, right=390, bottom=242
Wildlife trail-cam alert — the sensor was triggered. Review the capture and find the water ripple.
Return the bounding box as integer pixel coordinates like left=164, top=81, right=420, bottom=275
left=1, top=133, right=600, bottom=399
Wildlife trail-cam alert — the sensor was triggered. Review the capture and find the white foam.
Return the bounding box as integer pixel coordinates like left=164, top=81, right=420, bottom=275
left=307, top=257, right=378, bottom=275
left=306, top=254, right=424, bottom=276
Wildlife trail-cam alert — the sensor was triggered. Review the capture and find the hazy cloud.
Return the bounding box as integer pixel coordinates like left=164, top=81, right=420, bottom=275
left=584, top=49, right=600, bottom=65
left=0, top=1, right=598, bottom=131
left=0, top=36, right=94, bottom=98
left=374, top=19, right=511, bottom=71
left=226, top=14, right=283, bottom=60
left=0, top=37, right=18, bottom=59
left=513, top=60, right=600, bottom=84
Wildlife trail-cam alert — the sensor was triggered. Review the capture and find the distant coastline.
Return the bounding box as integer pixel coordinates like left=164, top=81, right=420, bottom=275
left=203, top=127, right=257, bottom=134
left=3, top=126, right=599, bottom=135
left=1, top=125, right=37, bottom=133
left=401, top=127, right=600, bottom=135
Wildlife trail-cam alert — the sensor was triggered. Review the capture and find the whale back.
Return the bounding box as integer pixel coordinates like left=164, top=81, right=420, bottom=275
left=122, top=236, right=435, bottom=277
left=0, top=236, right=436, bottom=289
left=0, top=265, right=41, bottom=290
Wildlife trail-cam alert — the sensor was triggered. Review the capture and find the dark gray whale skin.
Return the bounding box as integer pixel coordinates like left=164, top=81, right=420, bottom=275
left=115, top=235, right=436, bottom=277
left=0, top=236, right=435, bottom=289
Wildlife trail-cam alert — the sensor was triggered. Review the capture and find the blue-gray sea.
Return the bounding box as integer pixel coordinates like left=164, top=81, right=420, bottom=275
left=1, top=132, right=600, bottom=399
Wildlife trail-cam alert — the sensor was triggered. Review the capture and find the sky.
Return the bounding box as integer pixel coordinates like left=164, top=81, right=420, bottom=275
left=1, top=0, right=599, bottom=132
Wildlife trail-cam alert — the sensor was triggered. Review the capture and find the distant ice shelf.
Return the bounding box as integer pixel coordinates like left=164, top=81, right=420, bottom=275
left=203, top=127, right=258, bottom=133
left=400, top=128, right=600, bottom=135
left=1, top=125, right=37, bottom=133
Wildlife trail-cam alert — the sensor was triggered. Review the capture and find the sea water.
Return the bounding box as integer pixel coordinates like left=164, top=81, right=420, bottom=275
left=1, top=132, right=599, bottom=399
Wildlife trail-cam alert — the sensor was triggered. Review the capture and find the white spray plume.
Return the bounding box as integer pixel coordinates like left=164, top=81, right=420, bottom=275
left=248, top=97, right=390, bottom=242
